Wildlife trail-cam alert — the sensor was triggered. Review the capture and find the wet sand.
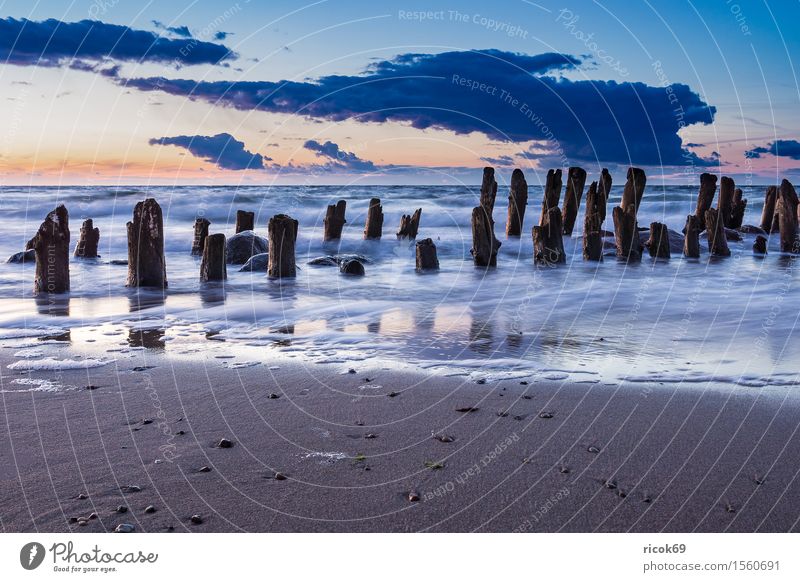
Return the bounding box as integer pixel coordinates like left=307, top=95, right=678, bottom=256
left=1, top=349, right=799, bottom=533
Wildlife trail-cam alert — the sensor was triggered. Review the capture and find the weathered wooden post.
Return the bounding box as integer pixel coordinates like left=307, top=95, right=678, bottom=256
left=694, top=173, right=717, bottom=230
left=323, top=200, right=347, bottom=241
left=646, top=222, right=670, bottom=259
left=471, top=206, right=500, bottom=266
left=363, top=198, right=383, bottom=239
left=415, top=238, right=439, bottom=270
left=582, top=181, right=604, bottom=261
left=267, top=214, right=298, bottom=278
left=561, top=166, right=587, bottom=236
left=505, top=168, right=528, bottom=237
left=613, top=205, right=641, bottom=261
left=74, top=218, right=99, bottom=258
left=620, top=167, right=646, bottom=218
left=126, top=198, right=167, bottom=288
left=598, top=168, right=612, bottom=223
left=729, top=188, right=747, bottom=229
left=480, top=167, right=498, bottom=217
left=235, top=210, right=255, bottom=233
left=397, top=208, right=422, bottom=239
left=760, top=186, right=777, bottom=232
left=704, top=208, right=731, bottom=257
left=540, top=169, right=562, bottom=226
left=717, top=176, right=735, bottom=227
left=191, top=218, right=210, bottom=256
left=32, top=205, right=70, bottom=294
left=753, top=235, right=767, bottom=254
left=777, top=179, right=799, bottom=253
left=200, top=233, right=227, bottom=281
left=533, top=208, right=565, bottom=265
left=683, top=215, right=701, bottom=258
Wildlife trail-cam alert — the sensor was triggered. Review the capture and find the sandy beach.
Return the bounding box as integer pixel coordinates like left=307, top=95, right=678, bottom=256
left=2, top=345, right=799, bottom=533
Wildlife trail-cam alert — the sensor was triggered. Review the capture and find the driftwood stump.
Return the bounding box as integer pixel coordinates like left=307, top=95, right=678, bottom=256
left=126, top=198, right=167, bottom=288
left=683, top=215, right=702, bottom=258
left=74, top=218, right=99, bottom=258
left=480, top=167, right=498, bottom=217
left=693, top=172, right=717, bottom=231
left=753, top=235, right=767, bottom=254
left=777, top=179, right=799, bottom=253
left=323, top=200, right=347, bottom=241
left=704, top=208, right=731, bottom=257
left=533, top=208, right=565, bottom=265
left=200, top=233, right=227, bottom=281
left=598, top=168, right=612, bottom=223
left=718, top=176, right=735, bottom=228
left=363, top=198, right=383, bottom=240
left=646, top=222, right=671, bottom=259
left=415, top=238, right=439, bottom=270
left=582, top=181, right=604, bottom=261
left=471, top=206, right=500, bottom=267
left=235, top=210, right=255, bottom=234
left=267, top=214, right=298, bottom=278
left=760, top=186, right=777, bottom=232
left=32, top=205, right=70, bottom=294
left=613, top=205, right=641, bottom=261
left=620, top=167, right=646, bottom=218
left=191, top=218, right=210, bottom=256
left=397, top=208, right=422, bottom=239
left=505, top=168, right=528, bottom=237
left=729, top=188, right=747, bottom=229
left=540, top=169, right=563, bottom=226
left=561, top=166, right=587, bottom=236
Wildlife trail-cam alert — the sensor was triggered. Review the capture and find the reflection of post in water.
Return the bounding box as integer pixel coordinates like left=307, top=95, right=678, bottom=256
left=128, top=289, right=166, bottom=313
left=468, top=313, right=493, bottom=355
left=505, top=331, right=524, bottom=352
left=367, top=319, right=381, bottom=334
left=199, top=281, right=226, bottom=307
left=412, top=309, right=434, bottom=334
left=35, top=294, right=70, bottom=317
left=270, top=322, right=294, bottom=347
left=127, top=327, right=165, bottom=350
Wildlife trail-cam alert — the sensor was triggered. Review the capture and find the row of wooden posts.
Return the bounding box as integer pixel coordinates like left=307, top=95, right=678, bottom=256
left=25, top=167, right=799, bottom=295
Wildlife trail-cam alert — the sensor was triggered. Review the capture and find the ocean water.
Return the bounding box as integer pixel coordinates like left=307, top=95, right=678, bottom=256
left=0, top=182, right=797, bottom=390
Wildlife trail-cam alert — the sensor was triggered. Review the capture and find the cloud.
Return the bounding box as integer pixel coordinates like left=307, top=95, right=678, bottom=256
left=115, top=49, right=714, bottom=166
left=746, top=139, right=800, bottom=161
left=214, top=31, right=232, bottom=41
left=149, top=133, right=268, bottom=170
left=151, top=20, right=193, bottom=38
left=303, top=139, right=377, bottom=171
left=480, top=155, right=515, bottom=166
left=0, top=17, right=234, bottom=68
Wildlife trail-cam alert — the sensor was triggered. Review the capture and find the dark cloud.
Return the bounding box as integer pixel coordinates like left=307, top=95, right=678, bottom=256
left=152, top=20, right=193, bottom=38
left=214, top=31, right=232, bottom=41
left=0, top=17, right=234, bottom=67
left=149, top=133, right=268, bottom=170
left=303, top=139, right=377, bottom=171
left=480, top=155, right=515, bottom=166
left=116, top=49, right=714, bottom=166
left=746, top=139, right=800, bottom=161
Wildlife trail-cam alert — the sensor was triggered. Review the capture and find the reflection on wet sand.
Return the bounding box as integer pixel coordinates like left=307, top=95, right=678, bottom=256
left=35, top=294, right=70, bottom=317
left=468, top=314, right=493, bottom=355
left=127, top=327, right=166, bottom=349
left=128, top=289, right=166, bottom=313
left=199, top=282, right=226, bottom=307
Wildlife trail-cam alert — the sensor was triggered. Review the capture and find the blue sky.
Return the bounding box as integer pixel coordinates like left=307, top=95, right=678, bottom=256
left=0, top=0, right=798, bottom=185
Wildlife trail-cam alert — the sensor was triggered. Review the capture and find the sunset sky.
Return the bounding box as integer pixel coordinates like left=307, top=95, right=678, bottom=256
left=0, top=0, right=798, bottom=186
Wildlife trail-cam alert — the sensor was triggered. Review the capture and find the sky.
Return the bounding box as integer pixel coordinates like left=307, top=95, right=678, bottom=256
left=0, top=0, right=798, bottom=186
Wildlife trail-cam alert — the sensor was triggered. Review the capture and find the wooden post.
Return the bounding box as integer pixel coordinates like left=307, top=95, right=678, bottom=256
left=729, top=188, right=747, bottom=229
left=416, top=238, right=439, bottom=270
left=126, top=198, right=167, bottom=288
left=200, top=233, right=227, bottom=281
left=760, top=186, right=777, bottom=232
left=704, top=208, right=731, bottom=257
left=694, top=173, right=717, bottom=230
left=753, top=235, right=767, bottom=254
left=74, top=218, right=99, bottom=258
left=505, top=168, right=528, bottom=237
left=235, top=210, right=254, bottom=234
left=683, top=215, right=701, bottom=258
left=480, top=167, right=498, bottom=217
left=191, top=218, right=210, bottom=256
left=533, top=208, right=565, bottom=265
left=598, top=168, right=612, bottom=223
left=540, top=169, right=563, bottom=226
left=777, top=179, right=799, bottom=253
left=613, top=205, right=641, bottom=261
left=620, top=167, right=646, bottom=217
left=471, top=206, right=501, bottom=266
left=397, top=208, right=422, bottom=239
left=582, top=181, right=603, bottom=261
left=363, top=198, right=383, bottom=239
left=323, top=200, right=347, bottom=241
left=718, top=176, right=737, bottom=228
left=646, top=222, right=670, bottom=259
left=267, top=214, right=298, bottom=278
left=561, top=166, right=587, bottom=236
left=32, top=205, right=70, bottom=294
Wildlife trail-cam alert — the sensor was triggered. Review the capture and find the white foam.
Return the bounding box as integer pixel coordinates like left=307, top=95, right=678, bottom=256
left=7, top=357, right=112, bottom=371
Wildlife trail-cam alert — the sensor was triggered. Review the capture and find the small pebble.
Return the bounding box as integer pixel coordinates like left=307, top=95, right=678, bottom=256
left=604, top=479, right=617, bottom=490
left=387, top=391, right=399, bottom=398
left=274, top=472, right=287, bottom=481
left=496, top=410, right=509, bottom=417
left=217, top=438, right=234, bottom=448
left=539, top=411, right=553, bottom=419
left=198, top=466, right=212, bottom=473
left=77, top=519, right=88, bottom=527
left=434, top=434, right=455, bottom=443
left=559, top=465, right=570, bottom=474
left=521, top=395, right=532, bottom=400
left=354, top=420, right=364, bottom=426
left=144, top=505, right=156, bottom=514
left=176, top=430, right=186, bottom=436
left=116, top=505, right=128, bottom=513
left=364, top=433, right=377, bottom=439
left=407, top=491, right=420, bottom=502
left=77, top=493, right=88, bottom=500
left=121, top=485, right=142, bottom=493
left=520, top=381, right=529, bottom=385
left=587, top=445, right=601, bottom=454
left=455, top=406, right=479, bottom=413
left=68, top=517, right=78, bottom=523
left=85, top=385, right=99, bottom=390
left=725, top=502, right=736, bottom=513
left=267, top=393, right=280, bottom=399
left=190, top=514, right=203, bottom=524
left=88, top=512, right=98, bottom=520
left=115, top=523, right=135, bottom=533
left=348, top=368, right=356, bottom=374
left=476, top=378, right=486, bottom=385
left=141, top=418, right=154, bottom=425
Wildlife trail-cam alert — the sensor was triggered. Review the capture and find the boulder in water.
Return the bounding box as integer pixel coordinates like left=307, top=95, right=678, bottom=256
left=239, top=253, right=269, bottom=272
left=6, top=249, right=35, bottom=263
left=339, top=258, right=365, bottom=276
left=226, top=230, right=267, bottom=264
